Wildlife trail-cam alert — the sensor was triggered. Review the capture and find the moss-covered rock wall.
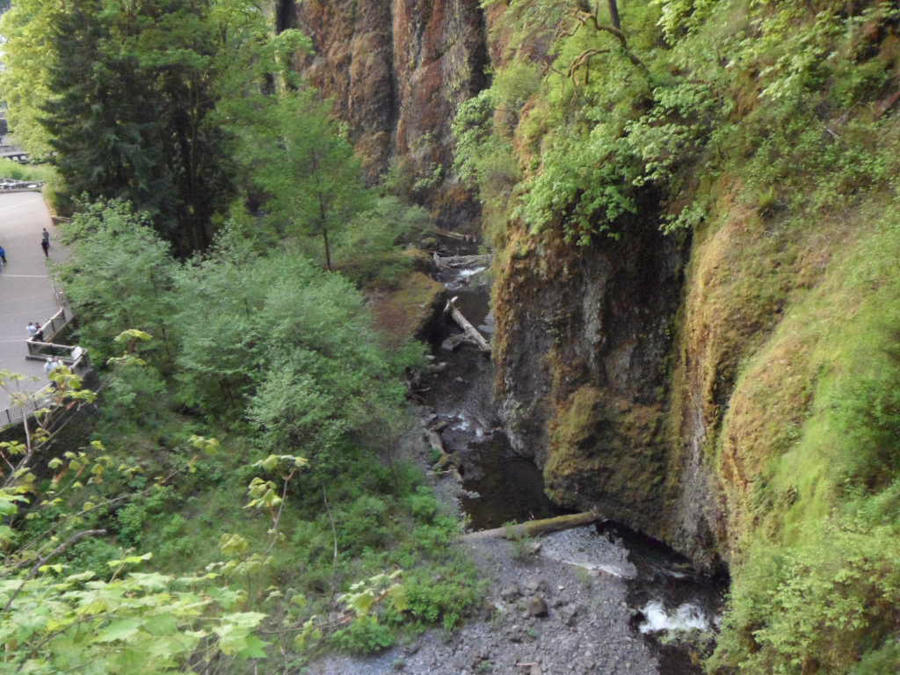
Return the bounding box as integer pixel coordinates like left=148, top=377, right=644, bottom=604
left=478, top=1, right=900, bottom=669
left=493, top=213, right=691, bottom=556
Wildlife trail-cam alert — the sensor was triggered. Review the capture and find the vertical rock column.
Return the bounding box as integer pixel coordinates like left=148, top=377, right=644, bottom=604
left=494, top=221, right=692, bottom=556
left=296, top=0, right=398, bottom=175
left=294, top=0, right=489, bottom=227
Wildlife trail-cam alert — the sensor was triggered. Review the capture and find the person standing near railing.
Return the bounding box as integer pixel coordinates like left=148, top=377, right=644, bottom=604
left=44, top=356, right=61, bottom=376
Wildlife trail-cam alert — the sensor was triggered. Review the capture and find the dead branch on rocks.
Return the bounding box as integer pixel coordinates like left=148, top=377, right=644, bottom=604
left=445, top=297, right=491, bottom=353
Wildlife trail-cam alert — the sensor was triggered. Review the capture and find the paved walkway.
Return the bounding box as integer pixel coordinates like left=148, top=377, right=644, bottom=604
left=0, top=192, right=66, bottom=410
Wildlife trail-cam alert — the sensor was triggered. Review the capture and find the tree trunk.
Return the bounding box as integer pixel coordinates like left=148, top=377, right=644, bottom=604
left=461, top=511, right=601, bottom=541
left=607, top=0, right=621, bottom=30
left=322, top=227, right=332, bottom=270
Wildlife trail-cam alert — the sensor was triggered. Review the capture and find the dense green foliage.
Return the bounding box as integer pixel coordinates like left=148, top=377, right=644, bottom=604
left=4, top=0, right=896, bottom=671
left=226, top=88, right=372, bottom=269
left=0, top=190, right=474, bottom=669
left=1, top=3, right=474, bottom=671
left=708, top=203, right=900, bottom=673
left=40, top=0, right=232, bottom=254
left=0, top=158, right=57, bottom=183
left=459, top=0, right=897, bottom=244
left=0, top=0, right=59, bottom=156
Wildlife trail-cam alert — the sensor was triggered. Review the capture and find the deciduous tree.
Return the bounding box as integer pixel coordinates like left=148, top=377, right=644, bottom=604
left=229, top=89, right=372, bottom=269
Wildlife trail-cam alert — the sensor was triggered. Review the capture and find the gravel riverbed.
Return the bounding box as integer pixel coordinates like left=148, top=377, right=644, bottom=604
left=311, top=518, right=662, bottom=674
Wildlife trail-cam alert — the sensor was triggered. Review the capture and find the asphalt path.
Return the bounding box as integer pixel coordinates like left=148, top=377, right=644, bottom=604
left=0, top=192, right=66, bottom=410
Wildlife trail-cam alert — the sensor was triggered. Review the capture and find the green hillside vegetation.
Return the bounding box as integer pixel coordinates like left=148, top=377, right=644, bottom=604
left=1, top=0, right=897, bottom=671
left=0, top=2, right=475, bottom=671
left=456, top=0, right=899, bottom=671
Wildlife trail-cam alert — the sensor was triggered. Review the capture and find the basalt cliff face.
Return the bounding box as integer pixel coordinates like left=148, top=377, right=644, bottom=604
left=288, top=0, right=489, bottom=229
left=491, top=218, right=714, bottom=563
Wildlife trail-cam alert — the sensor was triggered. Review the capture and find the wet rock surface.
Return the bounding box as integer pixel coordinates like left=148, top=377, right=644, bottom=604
left=492, top=223, right=697, bottom=561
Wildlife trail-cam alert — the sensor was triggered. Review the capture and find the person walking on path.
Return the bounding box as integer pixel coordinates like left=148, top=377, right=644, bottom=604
left=40, top=228, right=50, bottom=258
left=0, top=245, right=6, bottom=264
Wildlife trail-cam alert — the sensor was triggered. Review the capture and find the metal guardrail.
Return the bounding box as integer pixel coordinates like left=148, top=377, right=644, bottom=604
left=0, top=151, right=30, bottom=163
left=0, top=179, right=42, bottom=191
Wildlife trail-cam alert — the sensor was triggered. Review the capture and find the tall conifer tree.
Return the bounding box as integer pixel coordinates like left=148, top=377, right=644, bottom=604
left=41, top=0, right=232, bottom=255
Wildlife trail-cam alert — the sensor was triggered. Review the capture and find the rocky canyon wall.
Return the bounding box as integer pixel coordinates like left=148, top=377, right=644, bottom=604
left=491, top=214, right=723, bottom=568
left=285, top=2, right=900, bottom=666
left=288, top=1, right=731, bottom=569
left=290, top=0, right=489, bottom=229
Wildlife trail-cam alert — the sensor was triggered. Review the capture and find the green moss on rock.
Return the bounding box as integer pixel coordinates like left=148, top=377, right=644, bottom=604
left=545, top=386, right=666, bottom=523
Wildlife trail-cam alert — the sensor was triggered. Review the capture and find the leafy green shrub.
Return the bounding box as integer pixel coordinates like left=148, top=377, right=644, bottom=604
left=115, top=486, right=174, bottom=547
left=331, top=616, right=395, bottom=654
left=0, top=565, right=268, bottom=671
left=405, top=487, right=439, bottom=524
left=851, top=641, right=900, bottom=675
left=830, top=337, right=900, bottom=493
left=336, top=496, right=392, bottom=554
left=102, top=361, right=168, bottom=426
left=66, top=537, right=124, bottom=573
left=451, top=90, right=519, bottom=244
left=492, top=61, right=542, bottom=111
left=155, top=514, right=193, bottom=560
left=401, top=565, right=481, bottom=630
left=331, top=196, right=431, bottom=288
left=830, top=58, right=891, bottom=108
left=57, top=200, right=176, bottom=368
left=0, top=158, right=58, bottom=182
left=410, top=517, right=458, bottom=555
left=711, top=521, right=900, bottom=673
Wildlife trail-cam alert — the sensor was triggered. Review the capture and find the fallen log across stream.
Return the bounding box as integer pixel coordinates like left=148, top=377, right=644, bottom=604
left=433, top=253, right=492, bottom=268
left=460, top=511, right=602, bottom=541
left=445, top=296, right=491, bottom=353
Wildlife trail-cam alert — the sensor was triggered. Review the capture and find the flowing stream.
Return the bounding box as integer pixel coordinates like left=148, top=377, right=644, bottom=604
left=416, top=238, right=727, bottom=673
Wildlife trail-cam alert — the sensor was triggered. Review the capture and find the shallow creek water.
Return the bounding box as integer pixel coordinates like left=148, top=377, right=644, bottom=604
left=417, top=244, right=727, bottom=673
